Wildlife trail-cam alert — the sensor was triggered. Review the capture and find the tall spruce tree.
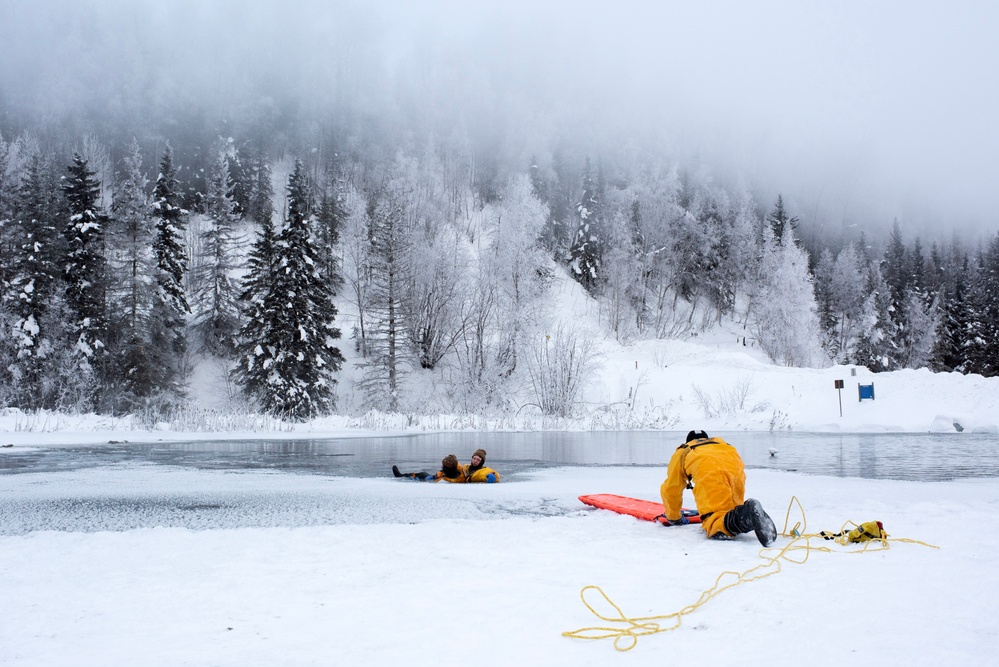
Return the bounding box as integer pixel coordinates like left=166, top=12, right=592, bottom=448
left=107, top=140, right=161, bottom=403
left=232, top=151, right=276, bottom=402
left=61, top=153, right=109, bottom=398
left=766, top=195, right=799, bottom=246
left=0, top=133, right=15, bottom=290
left=234, top=160, right=344, bottom=419
left=246, top=150, right=275, bottom=227
left=192, top=144, right=240, bottom=356
left=5, top=151, right=71, bottom=408
left=232, top=194, right=277, bottom=406
left=964, top=235, right=999, bottom=376
left=881, top=220, right=910, bottom=337
left=897, top=235, right=938, bottom=369
left=315, top=171, right=345, bottom=292
left=150, top=144, right=190, bottom=395
left=568, top=158, right=602, bottom=293
left=853, top=263, right=899, bottom=371
left=931, top=243, right=973, bottom=372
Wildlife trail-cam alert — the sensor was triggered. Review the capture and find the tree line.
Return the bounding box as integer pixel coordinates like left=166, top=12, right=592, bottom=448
left=0, top=130, right=996, bottom=419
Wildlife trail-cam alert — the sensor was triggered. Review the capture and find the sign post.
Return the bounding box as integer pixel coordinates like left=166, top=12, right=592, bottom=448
left=834, top=379, right=844, bottom=417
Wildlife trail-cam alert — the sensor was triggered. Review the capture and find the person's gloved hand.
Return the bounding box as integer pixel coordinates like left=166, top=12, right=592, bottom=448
left=485, top=473, right=497, bottom=483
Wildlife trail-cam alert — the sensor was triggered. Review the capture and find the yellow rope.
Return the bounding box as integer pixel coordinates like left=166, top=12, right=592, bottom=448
left=563, top=496, right=939, bottom=651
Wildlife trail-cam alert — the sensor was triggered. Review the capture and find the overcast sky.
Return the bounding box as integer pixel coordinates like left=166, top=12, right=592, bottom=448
left=2, top=0, right=997, bottom=239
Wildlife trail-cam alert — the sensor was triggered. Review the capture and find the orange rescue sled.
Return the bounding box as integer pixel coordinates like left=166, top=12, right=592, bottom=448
left=579, top=493, right=702, bottom=524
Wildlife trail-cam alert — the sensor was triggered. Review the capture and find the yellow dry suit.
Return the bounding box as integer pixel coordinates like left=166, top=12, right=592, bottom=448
left=660, top=436, right=747, bottom=537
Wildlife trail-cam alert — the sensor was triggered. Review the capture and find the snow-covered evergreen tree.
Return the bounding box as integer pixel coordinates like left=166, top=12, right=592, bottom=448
left=230, top=149, right=276, bottom=391
left=234, top=160, right=344, bottom=419
left=963, top=234, right=999, bottom=376
left=232, top=192, right=278, bottom=406
left=60, top=153, right=108, bottom=398
left=867, top=220, right=941, bottom=370
left=4, top=149, right=78, bottom=409
left=192, top=142, right=241, bottom=356
left=931, top=242, right=973, bottom=372
left=0, top=132, right=15, bottom=290
left=901, top=290, right=939, bottom=369
left=881, top=220, right=908, bottom=304
left=853, top=263, right=899, bottom=371
left=150, top=144, right=191, bottom=395
left=896, top=235, right=938, bottom=369
left=227, top=145, right=252, bottom=219
left=687, top=181, right=748, bottom=323
left=315, top=170, right=345, bottom=292
left=107, top=140, right=160, bottom=404
left=245, top=149, right=274, bottom=227
left=568, top=158, right=602, bottom=293
left=666, top=169, right=728, bottom=313
left=153, top=145, right=189, bottom=315
left=813, top=248, right=837, bottom=345
left=766, top=195, right=798, bottom=245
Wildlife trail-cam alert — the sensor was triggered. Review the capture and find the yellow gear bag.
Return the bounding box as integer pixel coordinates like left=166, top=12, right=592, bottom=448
left=820, top=520, right=887, bottom=545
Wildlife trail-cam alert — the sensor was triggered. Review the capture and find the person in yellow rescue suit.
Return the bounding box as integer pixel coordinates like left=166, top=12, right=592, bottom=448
left=464, top=449, right=500, bottom=483
left=660, top=430, right=777, bottom=547
left=431, top=454, right=467, bottom=483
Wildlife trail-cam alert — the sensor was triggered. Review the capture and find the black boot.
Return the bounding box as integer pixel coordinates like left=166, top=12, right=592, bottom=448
left=393, top=465, right=431, bottom=481
left=724, top=499, right=777, bottom=547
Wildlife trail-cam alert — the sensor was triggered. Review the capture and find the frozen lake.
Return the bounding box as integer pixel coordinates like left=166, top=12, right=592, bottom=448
left=2, top=430, right=997, bottom=481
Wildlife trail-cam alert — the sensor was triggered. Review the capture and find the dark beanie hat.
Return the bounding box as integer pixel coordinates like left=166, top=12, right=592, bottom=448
left=442, top=454, right=459, bottom=470
left=685, top=430, right=709, bottom=443
left=472, top=448, right=487, bottom=463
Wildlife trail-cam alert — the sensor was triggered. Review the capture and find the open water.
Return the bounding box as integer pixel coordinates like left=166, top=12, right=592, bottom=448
left=2, top=430, right=997, bottom=481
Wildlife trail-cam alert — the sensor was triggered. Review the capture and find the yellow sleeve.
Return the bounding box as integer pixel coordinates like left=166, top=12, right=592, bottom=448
left=467, top=466, right=499, bottom=483
left=660, top=448, right=687, bottom=521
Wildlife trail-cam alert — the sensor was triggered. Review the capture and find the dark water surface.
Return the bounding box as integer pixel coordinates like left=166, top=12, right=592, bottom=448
left=2, top=431, right=997, bottom=481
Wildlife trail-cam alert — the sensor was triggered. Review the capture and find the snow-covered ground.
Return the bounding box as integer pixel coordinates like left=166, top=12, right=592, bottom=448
left=1, top=462, right=995, bottom=665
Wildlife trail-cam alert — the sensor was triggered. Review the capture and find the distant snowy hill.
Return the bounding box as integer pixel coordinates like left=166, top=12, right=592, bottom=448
left=174, top=265, right=999, bottom=437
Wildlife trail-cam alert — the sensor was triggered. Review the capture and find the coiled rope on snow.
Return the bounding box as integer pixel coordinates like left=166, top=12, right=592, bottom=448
left=562, top=495, right=939, bottom=652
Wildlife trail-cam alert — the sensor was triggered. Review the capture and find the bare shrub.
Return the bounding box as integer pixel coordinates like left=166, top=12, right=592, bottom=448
left=526, top=326, right=598, bottom=418
left=691, top=374, right=759, bottom=418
